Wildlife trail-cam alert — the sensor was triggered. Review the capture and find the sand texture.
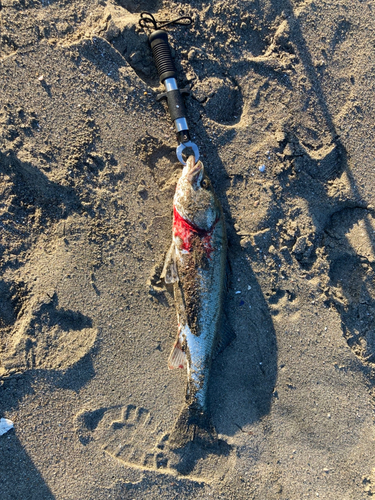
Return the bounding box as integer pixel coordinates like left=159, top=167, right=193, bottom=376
left=1, top=0, right=375, bottom=498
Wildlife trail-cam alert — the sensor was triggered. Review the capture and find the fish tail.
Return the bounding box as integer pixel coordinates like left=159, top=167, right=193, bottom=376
left=167, top=403, right=217, bottom=450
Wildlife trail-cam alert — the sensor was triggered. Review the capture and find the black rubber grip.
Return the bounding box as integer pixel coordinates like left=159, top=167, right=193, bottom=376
left=149, top=30, right=176, bottom=83
left=166, top=90, right=186, bottom=121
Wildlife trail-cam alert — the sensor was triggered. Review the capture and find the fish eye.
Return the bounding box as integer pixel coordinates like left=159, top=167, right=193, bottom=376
left=201, top=178, right=210, bottom=189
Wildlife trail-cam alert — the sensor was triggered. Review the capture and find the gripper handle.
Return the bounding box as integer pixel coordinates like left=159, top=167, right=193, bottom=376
left=149, top=30, right=176, bottom=83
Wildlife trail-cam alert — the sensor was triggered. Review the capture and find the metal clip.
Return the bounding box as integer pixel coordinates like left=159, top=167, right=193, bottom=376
left=176, top=141, right=200, bottom=165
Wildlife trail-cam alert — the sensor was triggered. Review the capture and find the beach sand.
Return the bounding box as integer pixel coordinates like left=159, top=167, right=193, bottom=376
left=1, top=0, right=375, bottom=498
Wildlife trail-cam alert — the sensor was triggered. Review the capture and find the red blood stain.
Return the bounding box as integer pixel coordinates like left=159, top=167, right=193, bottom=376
left=173, top=206, right=217, bottom=258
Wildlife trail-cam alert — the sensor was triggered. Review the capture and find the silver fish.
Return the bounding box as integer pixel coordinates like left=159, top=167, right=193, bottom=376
left=162, top=156, right=233, bottom=448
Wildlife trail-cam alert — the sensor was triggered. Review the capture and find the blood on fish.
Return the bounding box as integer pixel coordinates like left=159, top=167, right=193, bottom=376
left=173, top=206, right=216, bottom=258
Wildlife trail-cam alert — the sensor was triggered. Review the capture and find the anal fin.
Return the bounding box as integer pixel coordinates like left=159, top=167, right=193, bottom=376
left=168, top=337, right=187, bottom=370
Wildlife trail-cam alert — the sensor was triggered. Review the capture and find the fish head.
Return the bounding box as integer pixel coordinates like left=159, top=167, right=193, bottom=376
left=174, top=156, right=221, bottom=231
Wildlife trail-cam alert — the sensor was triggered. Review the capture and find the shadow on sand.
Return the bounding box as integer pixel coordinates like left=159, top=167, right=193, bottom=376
left=0, top=429, right=55, bottom=500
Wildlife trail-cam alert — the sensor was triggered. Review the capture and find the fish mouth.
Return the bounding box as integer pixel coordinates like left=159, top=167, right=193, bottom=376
left=185, top=156, right=203, bottom=185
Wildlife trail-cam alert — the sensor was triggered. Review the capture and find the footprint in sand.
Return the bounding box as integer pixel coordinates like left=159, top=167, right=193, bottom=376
left=0, top=291, right=97, bottom=376
left=324, top=207, right=375, bottom=364
left=74, top=404, right=235, bottom=483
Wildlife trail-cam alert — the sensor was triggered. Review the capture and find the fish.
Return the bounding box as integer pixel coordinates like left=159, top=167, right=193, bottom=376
left=161, top=156, right=235, bottom=449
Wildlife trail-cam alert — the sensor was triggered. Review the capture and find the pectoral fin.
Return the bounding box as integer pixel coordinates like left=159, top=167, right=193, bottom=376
left=161, top=242, right=179, bottom=284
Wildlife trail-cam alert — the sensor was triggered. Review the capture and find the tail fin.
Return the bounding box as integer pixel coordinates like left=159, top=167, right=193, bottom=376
left=167, top=404, right=217, bottom=450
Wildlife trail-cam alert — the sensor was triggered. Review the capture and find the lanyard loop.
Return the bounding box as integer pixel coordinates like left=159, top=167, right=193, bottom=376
left=139, top=12, right=193, bottom=34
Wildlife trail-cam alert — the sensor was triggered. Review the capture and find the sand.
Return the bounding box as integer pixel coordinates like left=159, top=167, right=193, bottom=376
left=1, top=0, right=375, bottom=498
